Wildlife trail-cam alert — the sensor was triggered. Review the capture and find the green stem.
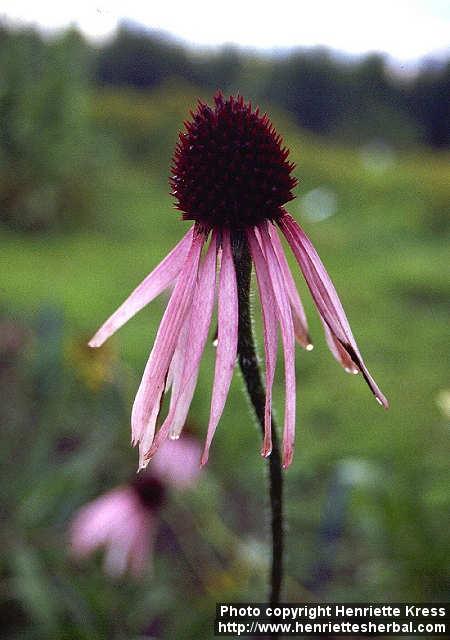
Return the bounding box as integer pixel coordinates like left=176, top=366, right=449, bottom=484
left=231, top=230, right=284, bottom=607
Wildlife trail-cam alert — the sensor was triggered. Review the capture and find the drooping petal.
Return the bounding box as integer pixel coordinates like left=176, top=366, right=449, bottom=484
left=131, top=228, right=205, bottom=454
left=70, top=486, right=153, bottom=578
left=89, top=226, right=194, bottom=348
left=268, top=222, right=313, bottom=350
left=168, top=233, right=217, bottom=439
left=247, top=227, right=278, bottom=457
left=137, top=395, right=163, bottom=470
left=103, top=500, right=149, bottom=577
left=70, top=487, right=137, bottom=557
left=167, top=320, right=190, bottom=413
left=201, top=229, right=238, bottom=466
left=259, top=222, right=297, bottom=468
left=103, top=512, right=138, bottom=577
left=163, top=289, right=196, bottom=397
left=128, top=513, right=156, bottom=577
left=145, top=233, right=217, bottom=459
left=279, top=212, right=388, bottom=408
left=167, top=375, right=197, bottom=441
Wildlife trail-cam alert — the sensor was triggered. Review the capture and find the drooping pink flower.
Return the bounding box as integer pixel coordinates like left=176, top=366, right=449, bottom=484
left=70, top=484, right=156, bottom=577
left=70, top=436, right=201, bottom=577
left=89, top=92, right=388, bottom=470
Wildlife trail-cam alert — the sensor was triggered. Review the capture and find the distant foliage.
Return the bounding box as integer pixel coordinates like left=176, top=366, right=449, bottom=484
left=410, top=61, right=450, bottom=148
left=96, top=26, right=193, bottom=90
left=0, top=27, right=97, bottom=232
left=90, top=81, right=200, bottom=170
left=93, top=25, right=450, bottom=150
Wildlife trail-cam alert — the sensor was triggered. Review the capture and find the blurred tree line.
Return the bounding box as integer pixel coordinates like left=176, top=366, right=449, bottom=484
left=0, top=22, right=448, bottom=232
left=95, top=23, right=450, bottom=149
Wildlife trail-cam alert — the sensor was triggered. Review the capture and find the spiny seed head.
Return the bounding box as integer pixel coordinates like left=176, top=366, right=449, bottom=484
left=170, top=92, right=298, bottom=229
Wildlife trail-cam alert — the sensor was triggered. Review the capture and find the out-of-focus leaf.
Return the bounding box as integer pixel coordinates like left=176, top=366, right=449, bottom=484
left=10, top=544, right=60, bottom=634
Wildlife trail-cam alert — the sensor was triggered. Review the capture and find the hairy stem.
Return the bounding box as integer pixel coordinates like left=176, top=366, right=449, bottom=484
left=231, top=229, right=284, bottom=607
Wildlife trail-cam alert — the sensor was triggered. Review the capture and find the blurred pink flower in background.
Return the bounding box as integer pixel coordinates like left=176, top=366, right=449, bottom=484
left=150, top=434, right=202, bottom=489
left=70, top=485, right=155, bottom=577
left=70, top=435, right=201, bottom=577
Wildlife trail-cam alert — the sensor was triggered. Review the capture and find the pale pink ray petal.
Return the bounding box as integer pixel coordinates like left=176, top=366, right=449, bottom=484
left=71, top=508, right=111, bottom=556
left=247, top=227, right=278, bottom=458
left=145, top=233, right=217, bottom=458
left=279, top=212, right=388, bottom=408
left=103, top=523, right=135, bottom=578
left=134, top=326, right=192, bottom=454
left=268, top=222, right=313, bottom=350
left=167, top=319, right=190, bottom=410
left=70, top=487, right=137, bottom=557
left=128, top=514, right=156, bottom=577
left=89, top=226, right=194, bottom=348
left=131, top=229, right=205, bottom=452
left=259, top=222, right=297, bottom=468
left=137, top=394, right=163, bottom=470
left=102, top=500, right=145, bottom=577
left=201, top=229, right=238, bottom=466
left=164, top=305, right=193, bottom=395
left=164, top=341, right=178, bottom=393
left=70, top=486, right=154, bottom=578
left=169, top=377, right=198, bottom=441
left=168, top=233, right=217, bottom=440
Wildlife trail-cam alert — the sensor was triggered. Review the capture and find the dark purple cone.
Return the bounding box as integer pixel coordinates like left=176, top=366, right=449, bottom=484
left=170, top=92, right=297, bottom=229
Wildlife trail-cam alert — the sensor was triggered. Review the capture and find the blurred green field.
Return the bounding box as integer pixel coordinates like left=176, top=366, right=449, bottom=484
left=1, top=84, right=449, bottom=638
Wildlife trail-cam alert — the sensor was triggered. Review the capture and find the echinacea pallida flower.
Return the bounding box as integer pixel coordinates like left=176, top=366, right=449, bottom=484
left=89, top=92, right=388, bottom=470
left=70, top=436, right=201, bottom=577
